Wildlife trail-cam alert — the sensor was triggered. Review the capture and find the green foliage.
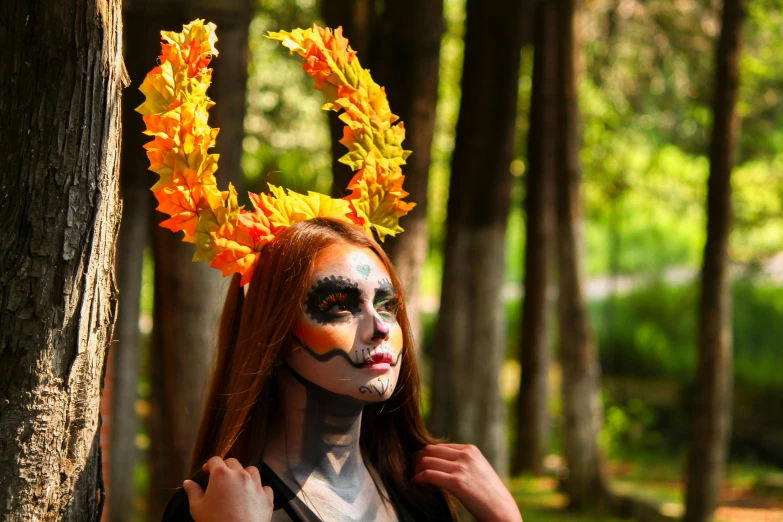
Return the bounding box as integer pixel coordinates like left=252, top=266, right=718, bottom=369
left=738, top=0, right=783, bottom=161
left=427, top=0, right=466, bottom=256
left=580, top=121, right=709, bottom=275
left=242, top=0, right=331, bottom=195
left=732, top=155, right=783, bottom=261
left=581, top=0, right=783, bottom=162
left=592, top=278, right=783, bottom=388
left=732, top=278, right=783, bottom=387
left=600, top=395, right=665, bottom=459
left=581, top=0, right=717, bottom=155
left=139, top=247, right=154, bottom=316
left=591, top=281, right=698, bottom=380
left=573, top=0, right=783, bottom=276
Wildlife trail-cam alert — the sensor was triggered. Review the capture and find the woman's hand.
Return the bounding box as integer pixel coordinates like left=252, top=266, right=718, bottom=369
left=412, top=444, right=522, bottom=522
left=183, top=456, right=274, bottom=522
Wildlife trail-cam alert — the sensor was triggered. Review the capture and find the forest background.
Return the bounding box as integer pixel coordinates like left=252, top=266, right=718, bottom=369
left=1, top=0, right=782, bottom=521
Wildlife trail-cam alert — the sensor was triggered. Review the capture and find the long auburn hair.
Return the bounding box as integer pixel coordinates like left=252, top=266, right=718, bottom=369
left=191, top=217, right=456, bottom=518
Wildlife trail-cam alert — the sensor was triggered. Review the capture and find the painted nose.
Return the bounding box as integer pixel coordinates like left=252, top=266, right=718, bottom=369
left=372, top=316, right=390, bottom=341
left=362, top=309, right=390, bottom=344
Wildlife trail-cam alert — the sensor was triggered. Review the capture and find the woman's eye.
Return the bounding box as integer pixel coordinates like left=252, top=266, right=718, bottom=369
left=377, top=297, right=400, bottom=314
left=320, top=293, right=352, bottom=315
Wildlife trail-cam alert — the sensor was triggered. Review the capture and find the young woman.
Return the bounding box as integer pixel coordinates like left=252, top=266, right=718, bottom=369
left=139, top=20, right=522, bottom=522
left=160, top=218, right=523, bottom=522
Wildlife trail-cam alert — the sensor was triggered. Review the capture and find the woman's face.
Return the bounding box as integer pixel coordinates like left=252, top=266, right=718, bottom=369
left=287, top=243, right=404, bottom=402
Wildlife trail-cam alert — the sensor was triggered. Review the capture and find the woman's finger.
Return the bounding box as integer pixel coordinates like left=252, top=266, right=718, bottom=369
left=245, top=465, right=262, bottom=486
left=182, top=479, right=205, bottom=506
left=437, top=443, right=478, bottom=453
left=224, top=458, right=244, bottom=472
left=411, top=469, right=463, bottom=493
left=417, top=444, right=462, bottom=461
left=414, top=455, right=462, bottom=476
left=263, top=485, right=274, bottom=502
left=203, top=456, right=226, bottom=474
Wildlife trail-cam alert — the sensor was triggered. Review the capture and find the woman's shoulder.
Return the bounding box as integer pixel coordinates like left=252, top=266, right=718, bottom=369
left=159, top=467, right=308, bottom=522
left=159, top=466, right=453, bottom=522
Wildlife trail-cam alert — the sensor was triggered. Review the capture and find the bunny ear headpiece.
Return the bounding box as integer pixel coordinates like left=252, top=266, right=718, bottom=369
left=137, top=20, right=414, bottom=285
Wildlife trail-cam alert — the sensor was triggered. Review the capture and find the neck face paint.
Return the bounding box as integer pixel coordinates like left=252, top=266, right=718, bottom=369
left=287, top=244, right=404, bottom=402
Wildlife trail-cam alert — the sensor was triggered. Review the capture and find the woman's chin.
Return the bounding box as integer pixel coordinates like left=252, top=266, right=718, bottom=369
left=355, top=375, right=395, bottom=401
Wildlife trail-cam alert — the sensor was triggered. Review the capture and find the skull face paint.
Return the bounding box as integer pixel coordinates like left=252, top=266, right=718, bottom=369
left=287, top=244, right=404, bottom=401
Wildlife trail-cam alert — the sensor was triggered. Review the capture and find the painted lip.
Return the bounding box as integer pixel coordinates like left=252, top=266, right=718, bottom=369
left=362, top=351, right=393, bottom=371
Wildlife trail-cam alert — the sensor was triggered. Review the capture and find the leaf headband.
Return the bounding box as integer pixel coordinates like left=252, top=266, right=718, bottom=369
left=137, top=20, right=414, bottom=285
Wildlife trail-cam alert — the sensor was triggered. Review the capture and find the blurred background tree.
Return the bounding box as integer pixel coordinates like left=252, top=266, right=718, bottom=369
left=553, top=0, right=607, bottom=507
left=513, top=0, right=557, bottom=478
left=428, top=0, right=527, bottom=477
left=685, top=0, right=746, bottom=520
left=94, top=0, right=783, bottom=519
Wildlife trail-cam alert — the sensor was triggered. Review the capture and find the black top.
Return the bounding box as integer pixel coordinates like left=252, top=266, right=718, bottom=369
left=161, top=465, right=453, bottom=522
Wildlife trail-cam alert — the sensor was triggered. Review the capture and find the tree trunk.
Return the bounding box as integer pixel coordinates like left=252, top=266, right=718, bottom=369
left=141, top=2, right=252, bottom=518
left=0, top=1, right=126, bottom=520
left=513, top=0, right=557, bottom=476
left=369, top=0, right=444, bottom=346
left=429, top=0, right=525, bottom=477
left=684, top=0, right=745, bottom=520
left=102, top=3, right=162, bottom=519
left=322, top=0, right=377, bottom=196
left=104, top=132, right=150, bottom=522
left=554, top=0, right=606, bottom=507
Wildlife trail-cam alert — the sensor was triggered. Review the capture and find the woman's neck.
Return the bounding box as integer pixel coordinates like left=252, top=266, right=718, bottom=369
left=265, top=365, right=368, bottom=491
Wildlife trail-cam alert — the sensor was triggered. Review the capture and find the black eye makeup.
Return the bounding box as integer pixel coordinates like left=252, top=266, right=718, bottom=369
left=305, top=276, right=361, bottom=324
left=374, top=278, right=402, bottom=317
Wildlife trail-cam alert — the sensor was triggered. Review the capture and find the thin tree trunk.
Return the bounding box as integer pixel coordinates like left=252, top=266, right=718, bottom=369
left=513, top=0, right=557, bottom=476
left=554, top=0, right=605, bottom=507
left=103, top=3, right=161, bottom=519
left=105, top=142, right=149, bottom=522
left=429, top=0, right=525, bottom=476
left=142, top=2, right=252, bottom=517
left=0, top=1, right=126, bottom=520
left=322, top=0, right=377, bottom=196
left=684, top=0, right=745, bottom=520
left=369, top=0, right=444, bottom=346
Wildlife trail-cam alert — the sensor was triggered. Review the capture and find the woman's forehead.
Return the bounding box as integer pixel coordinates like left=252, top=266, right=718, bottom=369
left=312, top=243, right=390, bottom=283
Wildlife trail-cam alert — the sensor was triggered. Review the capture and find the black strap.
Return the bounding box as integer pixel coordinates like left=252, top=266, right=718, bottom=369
left=261, top=464, right=322, bottom=522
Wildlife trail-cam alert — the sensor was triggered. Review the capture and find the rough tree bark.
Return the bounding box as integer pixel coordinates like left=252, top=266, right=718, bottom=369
left=141, top=2, right=253, bottom=518
left=554, top=0, right=606, bottom=507
left=513, top=0, right=557, bottom=476
left=429, top=0, right=525, bottom=476
left=0, top=0, right=126, bottom=520
left=684, top=0, right=745, bottom=520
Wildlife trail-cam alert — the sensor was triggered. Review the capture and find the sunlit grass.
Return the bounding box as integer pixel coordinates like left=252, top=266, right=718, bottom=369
left=509, top=476, right=630, bottom=522
left=507, top=452, right=783, bottom=522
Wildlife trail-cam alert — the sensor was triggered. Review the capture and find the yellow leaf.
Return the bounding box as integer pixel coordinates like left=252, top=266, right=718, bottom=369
left=267, top=24, right=414, bottom=239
